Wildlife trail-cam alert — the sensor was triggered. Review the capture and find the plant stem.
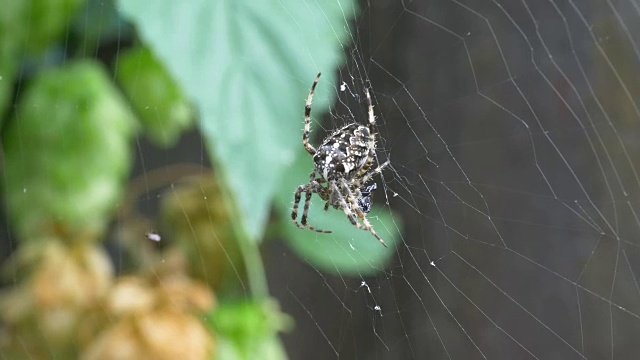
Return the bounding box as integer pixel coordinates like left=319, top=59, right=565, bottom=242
left=214, top=167, right=269, bottom=299
left=235, top=224, right=269, bottom=299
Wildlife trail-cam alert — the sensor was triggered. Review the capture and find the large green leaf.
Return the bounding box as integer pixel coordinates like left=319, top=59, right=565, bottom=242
left=117, top=0, right=356, bottom=241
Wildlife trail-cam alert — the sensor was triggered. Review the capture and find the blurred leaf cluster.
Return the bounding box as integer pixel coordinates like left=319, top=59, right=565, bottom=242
left=0, top=0, right=400, bottom=358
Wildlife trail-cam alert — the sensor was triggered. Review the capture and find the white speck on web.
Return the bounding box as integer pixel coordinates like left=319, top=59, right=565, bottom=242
left=360, top=281, right=372, bottom=294
left=146, top=232, right=161, bottom=242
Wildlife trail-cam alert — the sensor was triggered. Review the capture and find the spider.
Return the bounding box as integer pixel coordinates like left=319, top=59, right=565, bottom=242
left=291, top=73, right=390, bottom=247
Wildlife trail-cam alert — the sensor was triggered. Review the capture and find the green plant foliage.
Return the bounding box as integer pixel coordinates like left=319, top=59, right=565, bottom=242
left=0, top=59, right=17, bottom=125
left=1, top=0, right=85, bottom=56
left=1, top=61, right=136, bottom=242
left=71, top=0, right=133, bottom=55
left=0, top=0, right=85, bottom=117
left=116, top=46, right=194, bottom=146
left=118, top=0, right=356, bottom=241
left=275, top=149, right=400, bottom=276
left=0, top=5, right=19, bottom=120
left=209, top=300, right=292, bottom=360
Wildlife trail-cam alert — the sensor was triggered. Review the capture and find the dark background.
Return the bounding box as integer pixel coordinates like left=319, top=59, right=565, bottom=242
left=267, top=1, right=640, bottom=359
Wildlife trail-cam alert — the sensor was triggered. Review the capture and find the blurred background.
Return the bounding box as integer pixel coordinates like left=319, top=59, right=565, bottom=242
left=2, top=0, right=640, bottom=359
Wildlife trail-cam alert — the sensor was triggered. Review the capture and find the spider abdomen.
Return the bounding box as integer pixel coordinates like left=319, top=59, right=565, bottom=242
left=313, top=123, right=373, bottom=181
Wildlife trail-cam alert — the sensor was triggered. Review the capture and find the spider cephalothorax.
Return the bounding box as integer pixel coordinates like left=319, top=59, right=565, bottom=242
left=291, top=73, right=389, bottom=247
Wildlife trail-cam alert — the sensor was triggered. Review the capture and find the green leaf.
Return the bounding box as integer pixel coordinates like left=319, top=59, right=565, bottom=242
left=215, top=336, right=288, bottom=360
left=208, top=300, right=292, bottom=360
left=275, top=149, right=400, bottom=276
left=117, top=0, right=356, bottom=241
left=116, top=46, right=194, bottom=146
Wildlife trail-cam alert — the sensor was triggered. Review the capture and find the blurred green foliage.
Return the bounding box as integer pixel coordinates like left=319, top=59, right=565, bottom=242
left=0, top=0, right=399, bottom=283
left=0, top=0, right=84, bottom=123
left=0, top=0, right=400, bottom=358
left=3, top=61, right=135, bottom=243
left=209, top=300, right=292, bottom=360
left=116, top=46, right=194, bottom=146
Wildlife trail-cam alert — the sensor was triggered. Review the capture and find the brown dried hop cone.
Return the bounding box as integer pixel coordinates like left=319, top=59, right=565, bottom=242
left=0, top=241, right=114, bottom=359
left=160, top=175, right=245, bottom=291
left=80, top=250, right=216, bottom=360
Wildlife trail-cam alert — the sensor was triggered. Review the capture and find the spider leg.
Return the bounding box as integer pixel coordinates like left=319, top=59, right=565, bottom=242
left=291, top=182, right=331, bottom=234
left=354, top=160, right=390, bottom=189
left=364, top=86, right=378, bottom=139
left=353, top=205, right=387, bottom=248
left=337, top=179, right=369, bottom=218
left=332, top=180, right=388, bottom=248
left=330, top=181, right=361, bottom=226
left=303, top=73, right=321, bottom=156
left=291, top=184, right=306, bottom=227
left=300, top=186, right=331, bottom=233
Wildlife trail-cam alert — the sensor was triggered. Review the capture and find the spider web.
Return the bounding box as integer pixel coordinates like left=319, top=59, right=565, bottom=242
left=2, top=0, right=640, bottom=359
left=270, top=0, right=640, bottom=359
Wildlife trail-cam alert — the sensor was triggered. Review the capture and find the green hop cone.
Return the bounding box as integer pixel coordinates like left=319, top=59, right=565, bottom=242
left=116, top=46, right=194, bottom=146
left=2, top=60, right=136, bottom=243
